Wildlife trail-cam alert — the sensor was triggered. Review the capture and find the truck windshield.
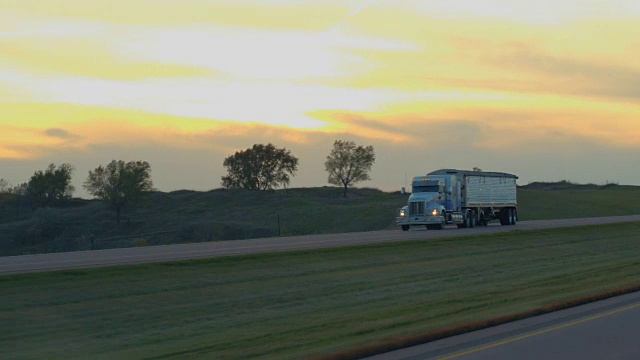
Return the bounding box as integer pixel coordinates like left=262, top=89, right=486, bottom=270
left=412, top=186, right=439, bottom=193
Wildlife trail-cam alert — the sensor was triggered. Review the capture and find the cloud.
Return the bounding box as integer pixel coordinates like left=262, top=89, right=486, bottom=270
left=0, top=20, right=214, bottom=80
left=336, top=10, right=640, bottom=102
left=1, top=66, right=422, bottom=132
left=3, top=119, right=638, bottom=199
left=474, top=41, right=640, bottom=101
left=1, top=94, right=640, bottom=196
left=0, top=0, right=352, bottom=30
left=340, top=115, right=412, bottom=139
left=0, top=15, right=419, bottom=131
left=1, top=1, right=639, bottom=193
left=114, top=24, right=416, bottom=82
left=44, top=128, right=78, bottom=139
left=408, top=0, right=640, bottom=24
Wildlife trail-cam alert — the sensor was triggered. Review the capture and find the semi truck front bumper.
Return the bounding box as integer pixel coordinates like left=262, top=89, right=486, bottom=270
left=397, top=215, right=445, bottom=226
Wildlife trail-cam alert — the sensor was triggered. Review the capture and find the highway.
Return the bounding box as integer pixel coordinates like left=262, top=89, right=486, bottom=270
left=365, top=291, right=640, bottom=360
left=1, top=215, right=640, bottom=275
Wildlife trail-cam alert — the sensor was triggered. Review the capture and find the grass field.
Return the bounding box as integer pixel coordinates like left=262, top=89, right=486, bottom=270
left=517, top=184, right=640, bottom=220
left=2, top=183, right=640, bottom=256
left=3, top=222, right=640, bottom=359
left=0, top=187, right=405, bottom=256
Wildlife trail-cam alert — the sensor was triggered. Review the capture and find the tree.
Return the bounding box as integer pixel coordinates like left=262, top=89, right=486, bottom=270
left=10, top=182, right=28, bottom=215
left=27, top=163, right=75, bottom=207
left=0, top=178, right=9, bottom=193
left=221, top=143, right=299, bottom=190
left=10, top=182, right=28, bottom=196
left=83, top=160, right=153, bottom=224
left=325, top=140, right=375, bottom=198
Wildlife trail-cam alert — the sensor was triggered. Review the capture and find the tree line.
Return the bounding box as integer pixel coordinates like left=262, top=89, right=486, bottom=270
left=1, top=160, right=153, bottom=224
left=0, top=139, right=375, bottom=222
left=220, top=140, right=375, bottom=197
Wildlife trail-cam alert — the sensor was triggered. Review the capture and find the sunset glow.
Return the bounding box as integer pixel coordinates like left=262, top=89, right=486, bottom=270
left=1, top=0, right=639, bottom=193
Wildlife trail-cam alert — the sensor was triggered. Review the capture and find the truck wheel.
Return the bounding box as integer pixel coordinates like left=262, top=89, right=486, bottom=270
left=479, top=213, right=488, bottom=226
left=499, top=209, right=509, bottom=226
left=437, top=211, right=446, bottom=230
left=470, top=210, right=477, bottom=228
left=402, top=225, right=410, bottom=231
left=464, top=210, right=472, bottom=228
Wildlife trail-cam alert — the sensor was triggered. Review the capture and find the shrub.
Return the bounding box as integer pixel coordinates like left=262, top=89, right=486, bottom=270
left=135, top=238, right=148, bottom=247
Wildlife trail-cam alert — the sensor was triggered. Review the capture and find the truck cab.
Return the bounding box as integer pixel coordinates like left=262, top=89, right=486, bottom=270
left=396, top=175, right=461, bottom=231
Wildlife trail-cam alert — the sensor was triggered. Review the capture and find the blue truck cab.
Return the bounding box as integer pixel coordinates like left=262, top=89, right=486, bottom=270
left=397, top=175, right=462, bottom=230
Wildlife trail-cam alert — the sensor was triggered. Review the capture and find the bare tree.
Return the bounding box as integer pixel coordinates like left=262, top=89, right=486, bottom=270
left=325, top=140, right=375, bottom=198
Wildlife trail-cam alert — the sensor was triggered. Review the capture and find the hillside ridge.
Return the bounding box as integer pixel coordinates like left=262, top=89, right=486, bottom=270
left=2, top=184, right=640, bottom=256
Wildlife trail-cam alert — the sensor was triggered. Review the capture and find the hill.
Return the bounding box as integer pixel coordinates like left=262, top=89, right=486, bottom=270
left=519, top=180, right=623, bottom=191
left=0, top=187, right=406, bottom=256
left=2, top=183, right=640, bottom=256
left=517, top=182, right=640, bottom=220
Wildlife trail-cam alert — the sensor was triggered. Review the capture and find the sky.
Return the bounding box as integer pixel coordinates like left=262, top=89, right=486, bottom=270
left=1, top=0, right=639, bottom=197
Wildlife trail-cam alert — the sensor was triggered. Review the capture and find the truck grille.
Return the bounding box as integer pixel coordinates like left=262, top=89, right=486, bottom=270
left=409, top=202, right=424, bottom=216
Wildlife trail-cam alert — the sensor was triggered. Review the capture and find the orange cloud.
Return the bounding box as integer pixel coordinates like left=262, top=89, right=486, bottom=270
left=335, top=9, right=640, bottom=102
left=0, top=102, right=344, bottom=161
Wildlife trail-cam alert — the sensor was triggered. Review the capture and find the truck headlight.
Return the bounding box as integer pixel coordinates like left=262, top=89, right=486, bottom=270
left=431, top=209, right=439, bottom=216
left=399, top=209, right=406, bottom=217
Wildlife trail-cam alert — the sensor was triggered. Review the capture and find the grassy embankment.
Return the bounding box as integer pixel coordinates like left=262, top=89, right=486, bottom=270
left=518, top=183, right=640, bottom=219
left=0, top=187, right=405, bottom=255
left=3, top=222, right=640, bottom=359
left=2, top=183, right=640, bottom=256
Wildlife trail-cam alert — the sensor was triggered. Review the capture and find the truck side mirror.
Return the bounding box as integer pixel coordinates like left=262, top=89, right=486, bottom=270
left=401, top=187, right=406, bottom=196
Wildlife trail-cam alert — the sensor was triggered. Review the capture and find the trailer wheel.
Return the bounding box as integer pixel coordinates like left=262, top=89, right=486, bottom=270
left=470, top=210, right=477, bottom=228
left=510, top=208, right=517, bottom=225
left=499, top=208, right=509, bottom=226
left=402, top=225, right=410, bottom=231
left=479, top=212, right=488, bottom=226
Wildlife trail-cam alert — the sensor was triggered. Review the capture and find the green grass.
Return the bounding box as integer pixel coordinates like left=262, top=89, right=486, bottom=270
left=518, top=185, right=640, bottom=220
left=2, top=183, right=640, bottom=256
left=3, top=222, right=640, bottom=359
left=0, top=187, right=407, bottom=256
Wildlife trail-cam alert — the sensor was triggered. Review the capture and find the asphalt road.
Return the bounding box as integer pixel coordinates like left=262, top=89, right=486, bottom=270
left=1, top=215, right=640, bottom=275
left=365, top=291, right=640, bottom=360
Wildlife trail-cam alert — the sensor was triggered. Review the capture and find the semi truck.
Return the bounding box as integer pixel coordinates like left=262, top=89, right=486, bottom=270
left=396, top=169, right=518, bottom=231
